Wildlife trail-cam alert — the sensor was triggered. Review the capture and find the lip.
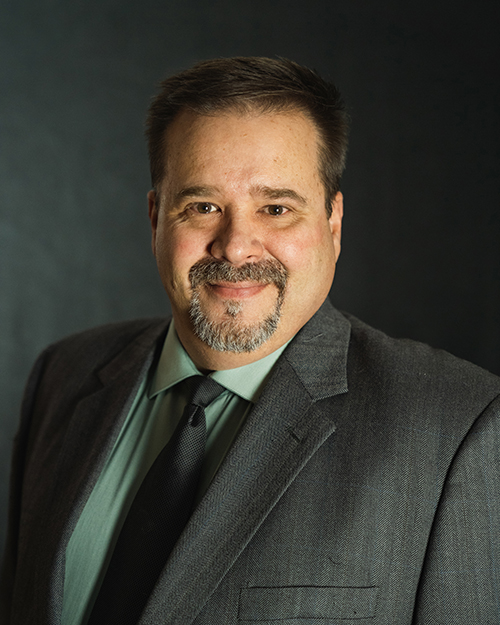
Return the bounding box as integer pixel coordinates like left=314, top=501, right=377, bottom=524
left=207, top=282, right=268, bottom=299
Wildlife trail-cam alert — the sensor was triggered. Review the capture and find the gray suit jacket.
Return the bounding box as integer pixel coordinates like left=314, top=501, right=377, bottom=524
left=3, top=301, right=500, bottom=624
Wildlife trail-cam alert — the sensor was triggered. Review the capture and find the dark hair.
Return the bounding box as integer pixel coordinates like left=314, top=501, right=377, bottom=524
left=146, top=57, right=349, bottom=215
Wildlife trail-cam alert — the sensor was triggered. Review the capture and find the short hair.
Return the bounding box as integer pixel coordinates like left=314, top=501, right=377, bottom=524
left=145, top=56, right=349, bottom=215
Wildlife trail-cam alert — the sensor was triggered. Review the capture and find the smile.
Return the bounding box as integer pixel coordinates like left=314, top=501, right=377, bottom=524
left=207, top=282, right=268, bottom=299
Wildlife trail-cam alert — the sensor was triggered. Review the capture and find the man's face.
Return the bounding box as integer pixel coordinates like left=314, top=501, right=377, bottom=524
left=149, top=108, right=343, bottom=369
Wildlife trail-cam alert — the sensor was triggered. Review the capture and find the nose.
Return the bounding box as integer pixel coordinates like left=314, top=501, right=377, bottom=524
left=210, top=213, right=264, bottom=266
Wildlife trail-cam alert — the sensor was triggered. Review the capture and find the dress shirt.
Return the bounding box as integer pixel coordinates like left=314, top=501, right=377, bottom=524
left=61, top=321, right=289, bottom=625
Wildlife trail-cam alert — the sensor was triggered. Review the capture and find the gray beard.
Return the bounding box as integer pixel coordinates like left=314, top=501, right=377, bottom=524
left=188, top=259, right=288, bottom=353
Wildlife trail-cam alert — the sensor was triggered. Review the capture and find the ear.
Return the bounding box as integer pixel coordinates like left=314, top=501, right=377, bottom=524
left=328, top=191, right=343, bottom=262
left=147, top=189, right=158, bottom=256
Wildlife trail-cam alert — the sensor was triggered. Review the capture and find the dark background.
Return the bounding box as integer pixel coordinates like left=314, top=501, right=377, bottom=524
left=1, top=0, right=499, bottom=556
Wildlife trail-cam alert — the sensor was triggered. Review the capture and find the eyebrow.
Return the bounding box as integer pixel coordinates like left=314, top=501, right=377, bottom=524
left=254, top=186, right=308, bottom=206
left=174, top=184, right=308, bottom=206
left=174, top=185, right=220, bottom=202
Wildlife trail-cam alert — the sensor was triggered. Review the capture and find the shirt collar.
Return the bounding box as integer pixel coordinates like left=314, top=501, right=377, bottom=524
left=149, top=321, right=290, bottom=403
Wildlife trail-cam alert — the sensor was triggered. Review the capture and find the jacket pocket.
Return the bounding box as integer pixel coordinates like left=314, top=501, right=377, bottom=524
left=238, top=585, right=378, bottom=621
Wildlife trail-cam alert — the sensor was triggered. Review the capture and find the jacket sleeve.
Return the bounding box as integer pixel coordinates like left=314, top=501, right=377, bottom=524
left=0, top=349, right=50, bottom=623
left=412, top=393, right=500, bottom=623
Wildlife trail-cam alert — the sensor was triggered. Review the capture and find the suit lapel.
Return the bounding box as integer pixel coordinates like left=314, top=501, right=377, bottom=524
left=37, top=320, right=169, bottom=622
left=139, top=302, right=351, bottom=624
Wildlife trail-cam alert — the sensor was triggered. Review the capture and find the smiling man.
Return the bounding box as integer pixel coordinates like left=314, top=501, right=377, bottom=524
left=3, top=57, right=500, bottom=625
left=148, top=108, right=342, bottom=370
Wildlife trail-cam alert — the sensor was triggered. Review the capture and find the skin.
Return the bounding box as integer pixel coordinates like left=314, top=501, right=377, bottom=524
left=148, top=108, right=343, bottom=371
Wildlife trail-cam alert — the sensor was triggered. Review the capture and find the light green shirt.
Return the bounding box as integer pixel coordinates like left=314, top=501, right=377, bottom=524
left=62, top=322, right=289, bottom=625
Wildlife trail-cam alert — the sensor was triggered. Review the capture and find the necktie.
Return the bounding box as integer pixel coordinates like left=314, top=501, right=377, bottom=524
left=87, top=375, right=225, bottom=625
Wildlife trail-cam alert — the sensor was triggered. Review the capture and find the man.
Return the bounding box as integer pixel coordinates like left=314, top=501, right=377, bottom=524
left=2, top=57, right=500, bottom=624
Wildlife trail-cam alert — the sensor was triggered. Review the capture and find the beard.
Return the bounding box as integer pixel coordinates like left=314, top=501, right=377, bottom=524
left=188, top=258, right=288, bottom=353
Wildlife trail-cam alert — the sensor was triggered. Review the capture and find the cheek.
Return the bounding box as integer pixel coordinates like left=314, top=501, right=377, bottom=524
left=270, top=226, right=332, bottom=273
left=171, top=239, right=200, bottom=265
left=158, top=229, right=208, bottom=274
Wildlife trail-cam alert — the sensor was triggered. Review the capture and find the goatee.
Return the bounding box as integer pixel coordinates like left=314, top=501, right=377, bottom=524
left=188, top=258, right=288, bottom=353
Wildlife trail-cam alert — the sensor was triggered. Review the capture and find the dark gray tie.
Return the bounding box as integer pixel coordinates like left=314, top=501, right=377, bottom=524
left=87, top=374, right=225, bottom=625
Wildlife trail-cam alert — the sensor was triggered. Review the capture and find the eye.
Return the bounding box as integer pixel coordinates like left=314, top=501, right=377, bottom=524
left=266, top=205, right=288, bottom=216
left=192, top=202, right=219, bottom=214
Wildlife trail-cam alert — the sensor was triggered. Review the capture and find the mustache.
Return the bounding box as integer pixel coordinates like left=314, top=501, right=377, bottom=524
left=189, top=258, right=288, bottom=292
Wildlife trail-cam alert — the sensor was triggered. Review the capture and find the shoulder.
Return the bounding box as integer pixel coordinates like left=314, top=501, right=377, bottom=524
left=33, top=318, right=169, bottom=386
left=340, top=310, right=500, bottom=429
left=344, top=310, right=499, bottom=387
left=44, top=317, right=168, bottom=356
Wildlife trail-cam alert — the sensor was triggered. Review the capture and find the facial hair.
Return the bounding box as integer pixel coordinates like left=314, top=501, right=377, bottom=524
left=188, top=258, right=288, bottom=353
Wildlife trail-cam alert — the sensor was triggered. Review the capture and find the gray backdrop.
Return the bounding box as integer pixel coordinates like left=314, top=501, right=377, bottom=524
left=1, top=0, right=499, bottom=556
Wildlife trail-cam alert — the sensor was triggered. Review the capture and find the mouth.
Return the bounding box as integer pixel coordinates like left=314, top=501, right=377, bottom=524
left=189, top=258, right=288, bottom=303
left=207, top=282, right=268, bottom=300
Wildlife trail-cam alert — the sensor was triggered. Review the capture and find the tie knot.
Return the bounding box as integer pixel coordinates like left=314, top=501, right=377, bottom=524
left=186, top=375, right=225, bottom=408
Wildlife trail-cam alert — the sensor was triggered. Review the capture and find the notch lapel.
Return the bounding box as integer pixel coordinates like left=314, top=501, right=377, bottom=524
left=26, top=320, right=169, bottom=624
left=140, top=302, right=351, bottom=624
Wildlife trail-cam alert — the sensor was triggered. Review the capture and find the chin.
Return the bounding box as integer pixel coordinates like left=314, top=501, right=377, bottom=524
left=189, top=291, right=283, bottom=353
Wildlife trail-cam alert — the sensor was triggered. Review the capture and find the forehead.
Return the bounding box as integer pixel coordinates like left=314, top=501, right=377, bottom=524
left=160, top=108, right=323, bottom=194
